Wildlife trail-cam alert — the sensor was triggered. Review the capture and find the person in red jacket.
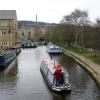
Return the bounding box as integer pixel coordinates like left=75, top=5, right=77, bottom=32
left=54, top=64, right=62, bottom=86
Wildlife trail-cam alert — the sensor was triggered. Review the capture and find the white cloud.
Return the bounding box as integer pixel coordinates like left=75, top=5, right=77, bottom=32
left=0, top=0, right=100, bottom=23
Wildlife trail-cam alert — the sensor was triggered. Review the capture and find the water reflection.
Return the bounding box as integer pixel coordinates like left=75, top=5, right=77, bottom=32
left=52, top=91, right=73, bottom=100
left=52, top=53, right=100, bottom=100
left=0, top=46, right=99, bottom=100
left=0, top=59, right=18, bottom=96
left=4, top=59, right=18, bottom=77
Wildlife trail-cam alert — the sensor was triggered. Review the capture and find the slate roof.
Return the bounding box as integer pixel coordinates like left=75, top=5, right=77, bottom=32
left=0, top=10, right=17, bottom=19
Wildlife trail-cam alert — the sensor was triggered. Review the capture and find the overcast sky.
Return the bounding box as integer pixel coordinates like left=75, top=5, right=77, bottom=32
left=0, top=0, right=100, bottom=23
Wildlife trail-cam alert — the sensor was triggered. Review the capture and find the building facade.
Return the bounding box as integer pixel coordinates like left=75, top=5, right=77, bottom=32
left=17, top=27, right=35, bottom=42
left=17, top=21, right=46, bottom=42
left=0, top=10, right=17, bottom=48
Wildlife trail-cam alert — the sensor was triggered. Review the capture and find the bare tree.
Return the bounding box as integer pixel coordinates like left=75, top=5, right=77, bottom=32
left=61, top=9, right=88, bottom=48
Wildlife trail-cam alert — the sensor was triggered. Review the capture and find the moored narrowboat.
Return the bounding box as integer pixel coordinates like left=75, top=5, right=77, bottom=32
left=47, top=44, right=62, bottom=55
left=31, top=42, right=38, bottom=48
left=21, top=42, right=38, bottom=48
left=0, top=50, right=16, bottom=69
left=10, top=44, right=21, bottom=55
left=40, top=58, right=71, bottom=92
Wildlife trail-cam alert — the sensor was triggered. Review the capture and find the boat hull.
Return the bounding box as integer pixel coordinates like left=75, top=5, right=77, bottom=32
left=0, top=51, right=16, bottom=69
left=0, top=57, right=15, bottom=69
left=47, top=51, right=62, bottom=55
left=40, top=67, right=53, bottom=89
left=22, top=45, right=37, bottom=48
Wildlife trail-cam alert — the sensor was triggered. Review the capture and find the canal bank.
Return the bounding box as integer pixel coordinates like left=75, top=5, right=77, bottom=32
left=61, top=47, right=100, bottom=88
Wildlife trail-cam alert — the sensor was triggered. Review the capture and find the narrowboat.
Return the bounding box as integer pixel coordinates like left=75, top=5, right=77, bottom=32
left=40, top=58, right=71, bottom=92
left=31, top=42, right=38, bottom=48
left=47, top=44, right=62, bottom=55
left=21, top=42, right=38, bottom=48
left=0, top=50, right=16, bottom=69
left=10, top=44, right=21, bottom=55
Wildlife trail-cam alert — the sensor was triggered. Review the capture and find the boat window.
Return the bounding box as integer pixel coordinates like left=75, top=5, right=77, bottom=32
left=48, top=71, right=54, bottom=84
left=44, top=64, right=48, bottom=75
left=4, top=54, right=8, bottom=60
left=41, top=62, right=45, bottom=69
left=41, top=61, right=48, bottom=75
left=0, top=56, right=4, bottom=62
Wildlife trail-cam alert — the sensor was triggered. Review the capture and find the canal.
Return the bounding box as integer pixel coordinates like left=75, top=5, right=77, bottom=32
left=0, top=46, right=99, bottom=100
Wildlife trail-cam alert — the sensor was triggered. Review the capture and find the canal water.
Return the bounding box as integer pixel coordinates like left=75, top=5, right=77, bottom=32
left=0, top=46, right=99, bottom=100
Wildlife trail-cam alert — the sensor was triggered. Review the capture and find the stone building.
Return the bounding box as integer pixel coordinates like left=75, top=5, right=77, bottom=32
left=17, top=27, right=35, bottom=42
left=17, top=21, right=46, bottom=43
left=0, top=10, right=17, bottom=48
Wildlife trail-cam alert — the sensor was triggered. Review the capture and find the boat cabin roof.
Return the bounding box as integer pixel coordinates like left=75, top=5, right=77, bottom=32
left=43, top=58, right=55, bottom=74
left=48, top=45, right=60, bottom=49
left=0, top=50, right=14, bottom=56
left=42, top=58, right=63, bottom=74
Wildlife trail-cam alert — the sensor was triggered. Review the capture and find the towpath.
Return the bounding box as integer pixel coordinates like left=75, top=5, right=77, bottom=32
left=61, top=47, right=100, bottom=88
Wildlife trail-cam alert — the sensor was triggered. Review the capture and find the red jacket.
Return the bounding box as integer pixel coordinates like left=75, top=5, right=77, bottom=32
left=54, top=65, right=62, bottom=80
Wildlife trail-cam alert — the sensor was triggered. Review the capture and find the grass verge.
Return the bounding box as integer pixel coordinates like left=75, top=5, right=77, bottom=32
left=57, top=43, right=100, bottom=65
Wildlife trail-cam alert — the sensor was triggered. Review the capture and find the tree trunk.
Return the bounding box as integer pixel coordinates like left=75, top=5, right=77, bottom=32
left=68, top=41, right=71, bottom=47
left=93, top=48, right=96, bottom=56
left=75, top=27, right=78, bottom=48
left=81, top=27, right=84, bottom=49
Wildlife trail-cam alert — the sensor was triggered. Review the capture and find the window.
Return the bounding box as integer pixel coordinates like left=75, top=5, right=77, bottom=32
left=2, top=32, right=3, bottom=35
left=22, top=32, right=24, bottom=36
left=4, top=42, right=5, bottom=45
left=28, top=31, right=31, bottom=34
left=48, top=71, right=54, bottom=84
left=3, top=42, right=7, bottom=45
left=15, top=32, right=17, bottom=38
left=65, top=74, right=70, bottom=85
left=2, top=32, right=6, bottom=35
left=28, top=31, right=31, bottom=39
left=2, top=42, right=7, bottom=45
left=41, top=62, right=48, bottom=75
left=4, top=32, right=6, bottom=35
left=44, top=64, right=48, bottom=75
